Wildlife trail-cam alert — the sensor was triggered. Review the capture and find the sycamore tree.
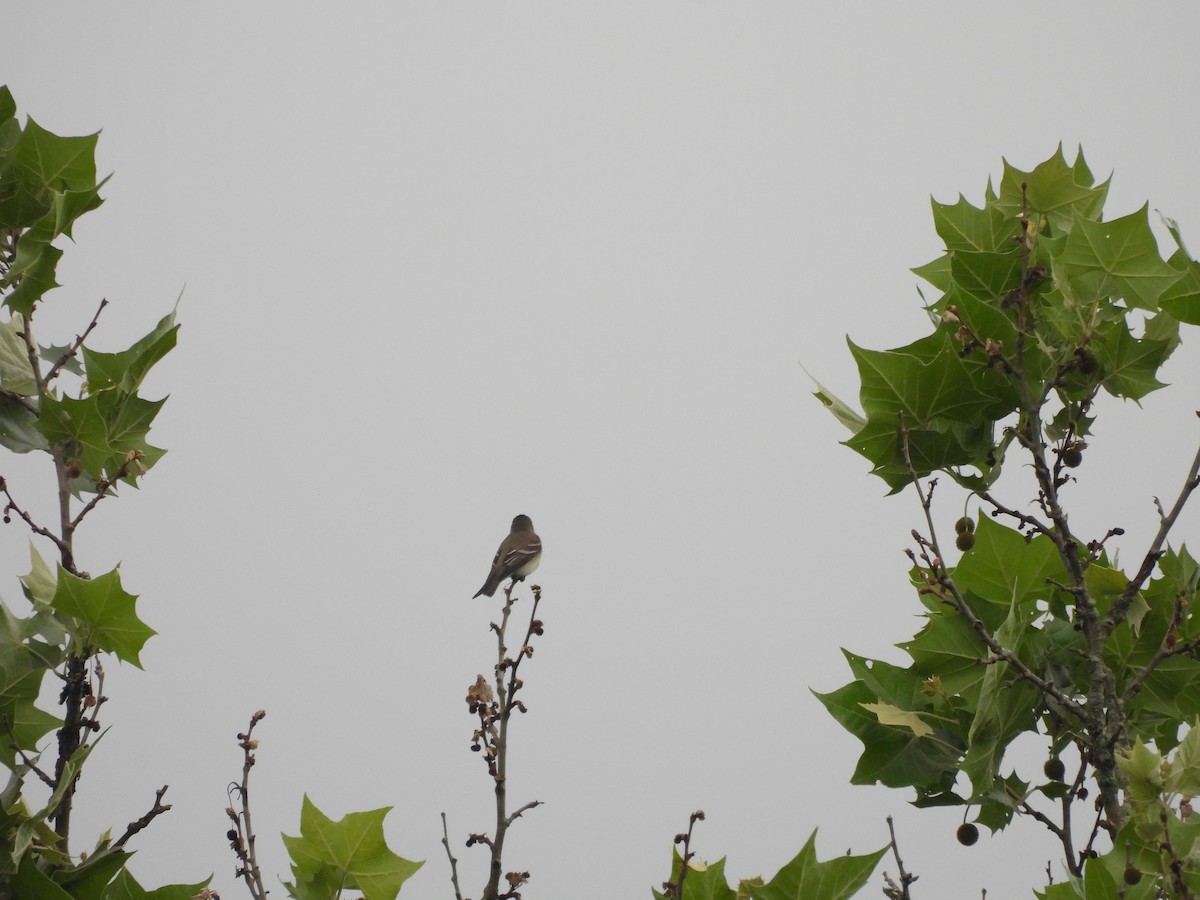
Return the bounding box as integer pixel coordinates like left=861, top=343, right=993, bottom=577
left=814, top=147, right=1200, bottom=898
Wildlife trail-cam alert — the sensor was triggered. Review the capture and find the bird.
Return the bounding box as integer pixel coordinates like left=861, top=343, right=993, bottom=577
left=473, top=514, right=542, bottom=598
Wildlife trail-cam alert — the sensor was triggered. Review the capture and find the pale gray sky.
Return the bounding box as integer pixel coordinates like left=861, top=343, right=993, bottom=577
left=4, top=4, right=1200, bottom=897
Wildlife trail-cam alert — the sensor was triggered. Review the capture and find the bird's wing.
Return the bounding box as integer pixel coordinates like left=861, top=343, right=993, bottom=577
left=502, top=536, right=541, bottom=569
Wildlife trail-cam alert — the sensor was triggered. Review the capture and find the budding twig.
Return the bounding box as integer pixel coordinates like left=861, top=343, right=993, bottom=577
left=226, top=710, right=269, bottom=900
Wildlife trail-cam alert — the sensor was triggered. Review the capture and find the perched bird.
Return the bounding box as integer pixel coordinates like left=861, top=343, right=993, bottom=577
left=473, top=514, right=542, bottom=598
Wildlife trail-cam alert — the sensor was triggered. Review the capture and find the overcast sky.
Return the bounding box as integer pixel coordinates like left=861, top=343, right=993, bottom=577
left=5, top=4, right=1200, bottom=898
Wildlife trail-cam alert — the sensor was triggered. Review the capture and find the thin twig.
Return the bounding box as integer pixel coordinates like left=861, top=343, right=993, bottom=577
left=441, top=812, right=465, bottom=900
left=505, top=799, right=542, bottom=829
left=883, top=815, right=917, bottom=899
left=1105, top=434, right=1200, bottom=637
left=226, top=710, right=269, bottom=900
left=0, top=477, right=71, bottom=557
left=480, top=582, right=544, bottom=900
left=974, top=487, right=1052, bottom=539
left=1121, top=594, right=1191, bottom=706
left=2, top=715, right=54, bottom=787
left=1018, top=799, right=1066, bottom=840
left=0, top=388, right=37, bottom=414
left=43, top=298, right=108, bottom=385
left=114, top=785, right=171, bottom=848
left=68, top=452, right=141, bottom=532
left=661, top=810, right=705, bottom=899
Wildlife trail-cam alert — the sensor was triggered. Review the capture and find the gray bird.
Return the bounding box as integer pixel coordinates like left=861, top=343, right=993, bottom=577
left=473, top=514, right=542, bottom=598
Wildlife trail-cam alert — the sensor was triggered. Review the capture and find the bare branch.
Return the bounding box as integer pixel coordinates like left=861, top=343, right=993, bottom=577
left=660, top=810, right=706, bottom=899
left=882, top=815, right=917, bottom=900
left=476, top=583, right=545, bottom=900
left=226, top=710, right=269, bottom=900
left=2, top=715, right=54, bottom=788
left=441, top=812, right=465, bottom=900
left=114, top=785, right=171, bottom=848
left=0, top=477, right=71, bottom=557
left=43, top=298, right=108, bottom=385
left=1104, top=434, right=1200, bottom=636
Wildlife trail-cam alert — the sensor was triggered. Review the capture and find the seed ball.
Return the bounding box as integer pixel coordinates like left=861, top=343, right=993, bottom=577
left=1076, top=348, right=1099, bottom=375
left=1043, top=758, right=1066, bottom=781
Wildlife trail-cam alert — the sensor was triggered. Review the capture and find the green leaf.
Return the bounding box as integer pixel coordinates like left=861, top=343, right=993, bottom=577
left=282, top=796, right=423, bottom=900
left=13, top=741, right=95, bottom=864
left=1, top=694, right=59, bottom=763
left=912, top=255, right=951, bottom=291
left=654, top=851, right=737, bottom=900
left=1056, top=205, right=1182, bottom=311
left=83, top=309, right=178, bottom=394
left=807, top=371, right=866, bottom=434
left=902, top=606, right=987, bottom=700
left=12, top=853, right=73, bottom=900
left=843, top=330, right=1017, bottom=488
left=813, top=653, right=965, bottom=793
left=1160, top=239, right=1200, bottom=324
left=45, top=179, right=106, bottom=242
left=0, top=396, right=45, bottom=453
left=37, top=391, right=166, bottom=483
left=962, top=596, right=1039, bottom=796
left=931, top=195, right=1018, bottom=253
left=947, top=248, right=1021, bottom=301
left=851, top=332, right=1009, bottom=423
left=0, top=316, right=36, bottom=395
left=1091, top=316, right=1173, bottom=401
left=52, top=845, right=130, bottom=896
left=0, top=184, right=50, bottom=232
left=1117, top=740, right=1165, bottom=801
left=11, top=118, right=99, bottom=194
left=1080, top=856, right=1120, bottom=900
left=1165, top=721, right=1200, bottom=797
left=744, top=831, right=885, bottom=900
left=1086, top=564, right=1148, bottom=631
left=18, top=544, right=56, bottom=611
left=0, top=86, right=15, bottom=123
left=2, top=237, right=61, bottom=317
left=0, top=603, right=59, bottom=764
left=995, top=145, right=1109, bottom=232
left=975, top=771, right=1029, bottom=833
left=859, top=701, right=932, bottom=737
left=104, top=869, right=213, bottom=900
left=50, top=567, right=155, bottom=667
left=949, top=516, right=1067, bottom=608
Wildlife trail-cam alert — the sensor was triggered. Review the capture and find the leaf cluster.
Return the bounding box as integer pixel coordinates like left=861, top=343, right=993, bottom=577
left=815, top=147, right=1200, bottom=894
left=0, top=86, right=189, bottom=899
left=824, top=146, right=1197, bottom=494
left=653, top=831, right=885, bottom=900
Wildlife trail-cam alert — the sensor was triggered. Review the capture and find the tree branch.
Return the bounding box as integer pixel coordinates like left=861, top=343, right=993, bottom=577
left=43, top=298, right=108, bottom=385
left=660, top=810, right=705, bottom=899
left=1104, top=432, right=1200, bottom=637
left=882, top=815, right=917, bottom=900
left=226, top=710, right=269, bottom=900
left=475, top=582, right=544, bottom=900
left=114, top=785, right=171, bottom=848
left=441, top=812, right=465, bottom=900
left=898, top=412, right=1087, bottom=724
